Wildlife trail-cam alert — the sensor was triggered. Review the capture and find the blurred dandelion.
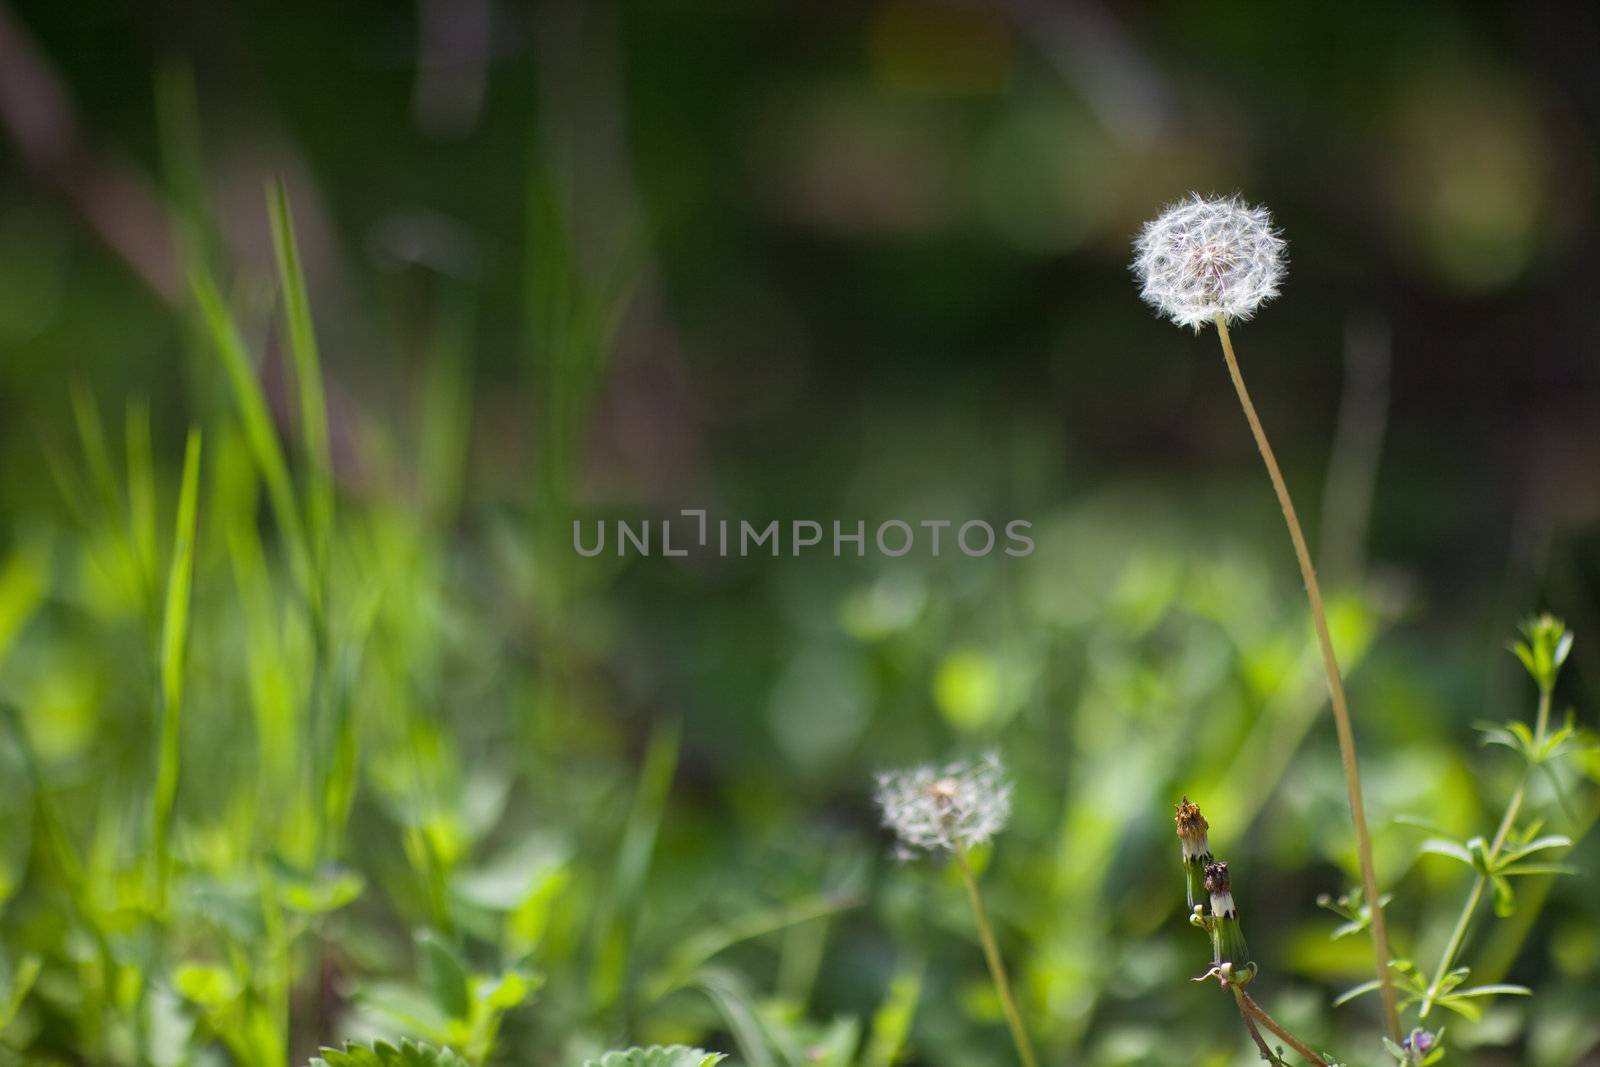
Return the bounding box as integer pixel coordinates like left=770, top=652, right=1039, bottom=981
left=875, top=754, right=1034, bottom=1067
left=874, top=751, right=1012, bottom=855
left=1132, top=194, right=1286, bottom=331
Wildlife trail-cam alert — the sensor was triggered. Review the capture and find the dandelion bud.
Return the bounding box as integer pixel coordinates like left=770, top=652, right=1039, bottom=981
left=1175, top=796, right=1213, bottom=909
left=874, top=752, right=1012, bottom=856
left=1203, top=861, right=1251, bottom=969
left=1203, top=862, right=1235, bottom=917
left=1131, top=194, right=1287, bottom=331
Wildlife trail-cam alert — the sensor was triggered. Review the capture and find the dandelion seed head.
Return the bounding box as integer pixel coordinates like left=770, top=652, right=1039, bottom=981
left=1132, top=194, right=1287, bottom=331
left=874, top=752, right=1012, bottom=855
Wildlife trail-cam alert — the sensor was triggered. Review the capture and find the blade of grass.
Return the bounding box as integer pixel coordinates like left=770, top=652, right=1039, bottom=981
left=70, top=386, right=147, bottom=609
left=266, top=178, right=333, bottom=576
left=859, top=958, right=924, bottom=1067
left=419, top=291, right=474, bottom=525
left=70, top=384, right=123, bottom=523
left=591, top=717, right=680, bottom=1013
left=188, top=264, right=314, bottom=609
left=692, top=968, right=780, bottom=1067
left=151, top=428, right=203, bottom=907
left=125, top=398, right=159, bottom=613
left=645, top=891, right=862, bottom=1002
left=154, top=63, right=218, bottom=276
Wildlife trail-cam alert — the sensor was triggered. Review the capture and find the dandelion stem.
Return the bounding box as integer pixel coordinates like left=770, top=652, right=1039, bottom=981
left=953, top=846, right=1039, bottom=1067
left=1236, top=987, right=1329, bottom=1067
left=1419, top=684, right=1549, bottom=1018
left=1235, top=993, right=1288, bottom=1066
left=1213, top=314, right=1400, bottom=1041
left=1228, top=1004, right=1280, bottom=1067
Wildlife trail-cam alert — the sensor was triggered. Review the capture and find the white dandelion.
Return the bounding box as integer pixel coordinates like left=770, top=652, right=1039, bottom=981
left=1135, top=191, right=1400, bottom=1032
left=1132, top=193, right=1287, bottom=331
left=874, top=752, right=1012, bottom=856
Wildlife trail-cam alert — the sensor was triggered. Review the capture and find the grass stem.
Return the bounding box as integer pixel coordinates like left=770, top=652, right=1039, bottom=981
left=953, top=847, right=1039, bottom=1067
left=1213, top=314, right=1400, bottom=1041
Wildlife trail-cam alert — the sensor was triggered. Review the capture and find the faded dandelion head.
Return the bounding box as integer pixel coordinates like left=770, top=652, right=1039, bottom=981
left=1132, top=194, right=1287, bottom=331
left=1174, top=796, right=1211, bottom=859
left=874, top=752, right=1012, bottom=855
left=1175, top=796, right=1214, bottom=909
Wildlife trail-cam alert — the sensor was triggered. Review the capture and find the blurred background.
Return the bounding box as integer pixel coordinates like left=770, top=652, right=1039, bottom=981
left=1, top=1, right=1598, bottom=1065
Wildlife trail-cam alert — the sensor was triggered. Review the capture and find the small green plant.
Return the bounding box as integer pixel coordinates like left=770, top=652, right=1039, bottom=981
left=1332, top=615, right=1583, bottom=1062
left=583, top=1047, right=727, bottom=1067
left=308, top=1039, right=470, bottom=1066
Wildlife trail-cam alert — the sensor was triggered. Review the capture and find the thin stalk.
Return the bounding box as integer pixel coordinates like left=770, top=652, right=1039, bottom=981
left=1236, top=995, right=1287, bottom=1066
left=1418, top=686, right=1549, bottom=1018
left=952, top=847, right=1039, bottom=1067
left=1234, top=986, right=1291, bottom=1065
left=1237, top=987, right=1329, bottom=1067
left=1213, top=314, right=1400, bottom=1040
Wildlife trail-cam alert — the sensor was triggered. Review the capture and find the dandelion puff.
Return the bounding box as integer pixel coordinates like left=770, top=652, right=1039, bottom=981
left=874, top=753, right=1036, bottom=1067
left=874, top=751, right=1012, bottom=856
left=1137, top=191, right=1399, bottom=1037
left=1132, top=193, right=1287, bottom=331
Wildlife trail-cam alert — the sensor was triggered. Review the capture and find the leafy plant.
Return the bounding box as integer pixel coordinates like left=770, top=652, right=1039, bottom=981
left=582, top=1046, right=727, bottom=1067
left=307, top=1039, right=469, bottom=1067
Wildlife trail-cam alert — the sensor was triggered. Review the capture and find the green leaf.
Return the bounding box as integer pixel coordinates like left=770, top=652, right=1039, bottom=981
left=1491, top=875, right=1515, bottom=918
left=475, top=969, right=536, bottom=1011
left=1435, top=983, right=1531, bottom=1023
left=1333, top=979, right=1380, bottom=1007
left=859, top=959, right=922, bottom=1067
left=1508, top=721, right=1535, bottom=752
left=0, top=953, right=42, bottom=1031
left=582, top=1047, right=726, bottom=1067
left=307, top=1039, right=469, bottom=1067
left=1449, top=983, right=1532, bottom=998
left=272, top=858, right=365, bottom=914
left=416, top=930, right=471, bottom=1021
left=1496, top=863, right=1577, bottom=877
left=1418, top=838, right=1474, bottom=868
left=266, top=178, right=333, bottom=573
left=173, top=962, right=240, bottom=1009
left=151, top=429, right=202, bottom=896
left=1497, top=834, right=1571, bottom=864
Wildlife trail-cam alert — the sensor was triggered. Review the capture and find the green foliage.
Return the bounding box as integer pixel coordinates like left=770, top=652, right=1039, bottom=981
left=1512, top=615, right=1574, bottom=695
left=308, top=1039, right=469, bottom=1067
left=581, top=1047, right=726, bottom=1067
